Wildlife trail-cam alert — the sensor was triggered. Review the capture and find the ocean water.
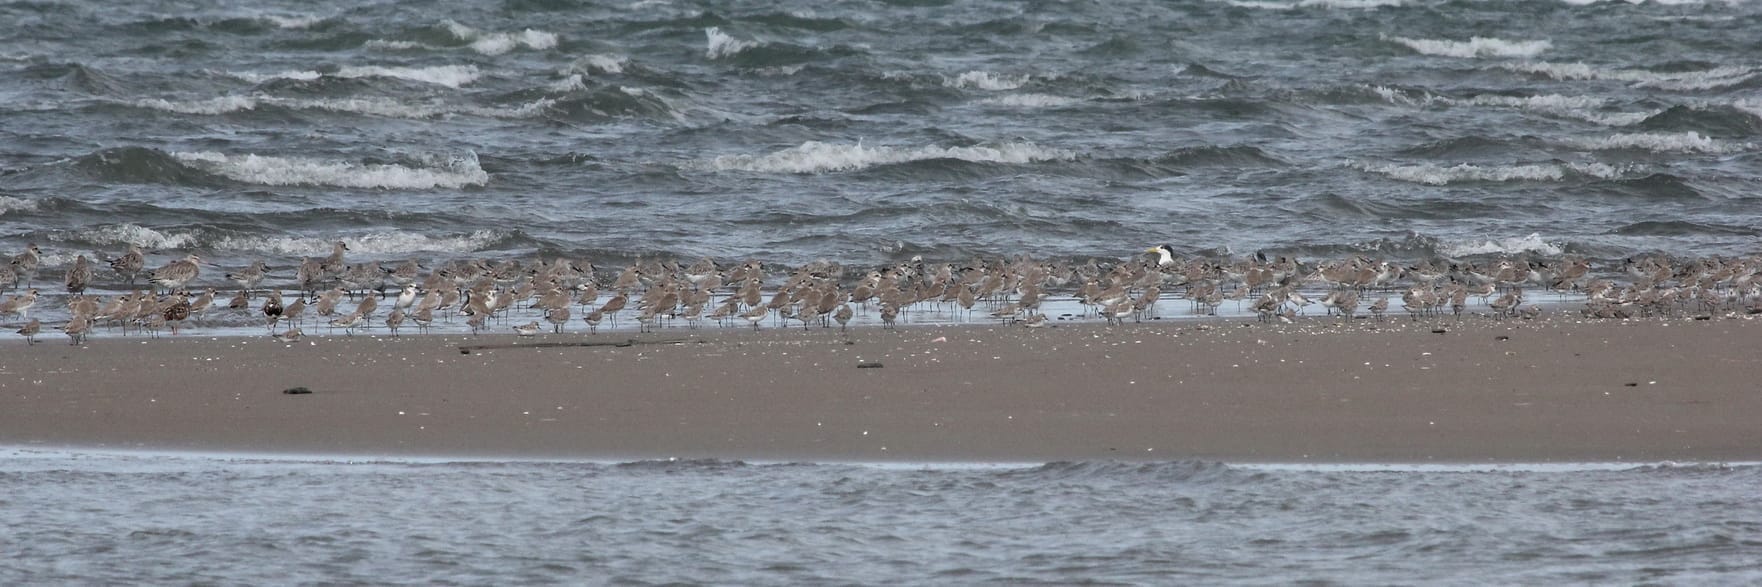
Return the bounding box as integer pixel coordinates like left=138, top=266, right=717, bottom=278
left=2, top=450, right=1759, bottom=584
left=3, top=0, right=1760, bottom=273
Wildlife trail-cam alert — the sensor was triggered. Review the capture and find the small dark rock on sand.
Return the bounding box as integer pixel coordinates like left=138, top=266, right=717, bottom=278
left=283, top=387, right=313, bottom=395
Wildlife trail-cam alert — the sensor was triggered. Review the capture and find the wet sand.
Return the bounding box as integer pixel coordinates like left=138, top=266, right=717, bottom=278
left=2, top=316, right=1759, bottom=463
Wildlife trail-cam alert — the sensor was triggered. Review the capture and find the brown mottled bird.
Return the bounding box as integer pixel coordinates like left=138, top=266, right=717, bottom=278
left=14, top=318, right=39, bottom=345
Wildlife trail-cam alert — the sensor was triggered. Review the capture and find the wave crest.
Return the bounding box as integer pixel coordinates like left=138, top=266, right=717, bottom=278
left=442, top=20, right=558, bottom=56
left=1499, top=62, right=1756, bottom=91
left=701, top=141, right=1074, bottom=174
left=704, top=27, right=761, bottom=59
left=1385, top=35, right=1551, bottom=58
left=945, top=71, right=1028, bottom=91
left=171, top=151, right=489, bottom=189
left=1441, top=233, right=1564, bottom=257
left=1572, top=131, right=1740, bottom=153
left=1358, top=162, right=1622, bottom=185
left=229, top=65, right=482, bottom=88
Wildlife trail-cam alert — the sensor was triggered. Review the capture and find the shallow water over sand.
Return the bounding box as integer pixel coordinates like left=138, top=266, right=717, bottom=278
left=3, top=450, right=1758, bottom=584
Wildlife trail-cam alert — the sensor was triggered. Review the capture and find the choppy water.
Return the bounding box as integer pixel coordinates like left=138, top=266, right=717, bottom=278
left=3, top=0, right=1761, bottom=272
left=2, top=450, right=1759, bottom=584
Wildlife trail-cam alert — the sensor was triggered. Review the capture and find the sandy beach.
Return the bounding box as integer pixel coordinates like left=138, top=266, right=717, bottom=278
left=1, top=316, right=1758, bottom=463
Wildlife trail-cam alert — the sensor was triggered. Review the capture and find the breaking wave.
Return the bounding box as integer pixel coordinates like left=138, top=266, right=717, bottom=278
left=1571, top=131, right=1741, bottom=153
left=976, top=94, right=1079, bottom=108
left=0, top=196, right=42, bottom=216
left=1358, top=162, right=1623, bottom=185
left=130, top=95, right=553, bottom=119
left=704, top=27, right=761, bottom=59
left=441, top=20, right=558, bottom=56
left=170, top=151, right=489, bottom=189
left=1498, top=62, right=1757, bottom=91
left=1441, top=233, right=1565, bottom=257
left=1385, top=35, right=1551, bottom=59
left=701, top=141, right=1075, bottom=174
left=945, top=71, right=1029, bottom=91
left=47, top=224, right=513, bottom=255
left=228, top=65, right=482, bottom=88
left=1223, top=0, right=1406, bottom=9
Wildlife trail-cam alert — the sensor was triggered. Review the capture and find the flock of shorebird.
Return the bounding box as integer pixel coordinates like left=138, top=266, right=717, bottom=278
left=3, top=241, right=1762, bottom=346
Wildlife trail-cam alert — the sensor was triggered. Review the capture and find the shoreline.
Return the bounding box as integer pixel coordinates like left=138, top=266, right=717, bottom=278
left=3, top=315, right=1760, bottom=463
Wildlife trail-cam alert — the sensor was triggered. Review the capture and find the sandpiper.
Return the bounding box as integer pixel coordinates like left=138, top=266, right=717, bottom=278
left=109, top=245, right=146, bottom=287
left=147, top=254, right=203, bottom=293
left=0, top=289, right=39, bottom=322
left=513, top=320, right=542, bottom=337
left=226, top=260, right=270, bottom=292
left=60, top=315, right=92, bottom=346
left=65, top=255, right=94, bottom=294
left=14, top=318, right=39, bottom=345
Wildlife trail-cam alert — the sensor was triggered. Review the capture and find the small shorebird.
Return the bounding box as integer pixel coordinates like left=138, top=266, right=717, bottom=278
left=9, top=243, right=42, bottom=287
left=878, top=304, right=899, bottom=330
left=147, top=254, right=204, bottom=293
left=513, top=320, right=541, bottom=337
left=329, top=312, right=364, bottom=336
left=0, top=289, right=39, bottom=322
left=64, top=255, right=94, bottom=294
left=226, top=289, right=250, bottom=310
left=226, top=260, right=270, bottom=292
left=59, top=315, right=92, bottom=346
left=385, top=308, right=406, bottom=337
left=834, top=303, right=853, bottom=332
left=545, top=306, right=570, bottom=333
left=14, top=318, right=40, bottom=345
left=1021, top=313, right=1048, bottom=328
left=393, top=284, right=417, bottom=312
left=411, top=307, right=434, bottom=334
left=740, top=304, right=767, bottom=330
left=274, top=328, right=303, bottom=343
left=162, top=293, right=191, bottom=335
left=282, top=296, right=307, bottom=328
left=109, top=245, right=146, bottom=287
left=261, top=290, right=284, bottom=332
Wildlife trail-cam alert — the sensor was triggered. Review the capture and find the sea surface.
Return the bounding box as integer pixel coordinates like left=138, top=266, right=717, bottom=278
left=2, top=450, right=1759, bottom=584
left=3, top=0, right=1761, bottom=272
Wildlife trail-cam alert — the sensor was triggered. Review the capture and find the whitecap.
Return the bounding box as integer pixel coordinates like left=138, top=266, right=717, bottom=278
left=132, top=95, right=259, bottom=115
left=230, top=65, right=481, bottom=88
left=1358, top=162, right=1623, bottom=185
left=210, top=230, right=507, bottom=256
left=50, top=224, right=201, bottom=250
left=1499, top=61, right=1757, bottom=91
left=363, top=40, right=437, bottom=51
left=131, top=95, right=550, bottom=120
left=562, top=54, right=628, bottom=75
left=442, top=20, right=559, bottom=56
left=171, top=151, right=489, bottom=189
left=977, top=94, right=1080, bottom=108
left=262, top=15, right=325, bottom=29
left=945, top=71, right=1028, bottom=91
left=1450, top=94, right=1654, bottom=126
left=1223, top=0, right=1405, bottom=9
left=1441, top=233, right=1564, bottom=257
left=0, top=196, right=41, bottom=216
left=704, top=27, right=761, bottom=59
left=1384, top=35, right=1551, bottom=59
left=702, top=141, right=1074, bottom=174
left=1571, top=131, right=1737, bottom=153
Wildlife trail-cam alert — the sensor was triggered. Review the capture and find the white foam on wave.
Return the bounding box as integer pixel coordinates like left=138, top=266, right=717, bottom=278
left=363, top=40, right=435, bottom=51
left=442, top=20, right=558, bottom=56
left=229, top=65, right=481, bottom=88
left=1384, top=35, right=1551, bottom=58
left=212, top=230, right=506, bottom=256
left=52, top=223, right=200, bottom=250
left=563, top=54, right=627, bottom=75
left=262, top=15, right=324, bottom=29
left=171, top=151, right=489, bottom=189
left=945, top=71, right=1029, bottom=91
left=703, top=141, right=1075, bottom=174
left=132, top=95, right=552, bottom=120
left=133, top=95, right=260, bottom=115
left=1452, top=94, right=1654, bottom=126
left=704, top=27, right=761, bottom=59
left=1572, top=131, right=1739, bottom=153
left=1223, top=0, right=1405, bottom=9
left=1499, top=61, right=1757, bottom=91
left=1359, top=162, right=1622, bottom=185
left=977, top=94, right=1080, bottom=108
left=1442, top=233, right=1565, bottom=257
left=0, top=196, right=41, bottom=216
